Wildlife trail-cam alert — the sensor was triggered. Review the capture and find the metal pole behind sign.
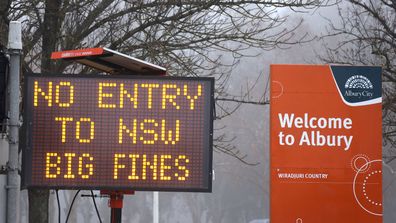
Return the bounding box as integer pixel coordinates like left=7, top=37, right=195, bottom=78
left=111, top=206, right=122, bottom=223
left=153, top=192, right=159, bottom=223
left=6, top=21, right=22, bottom=223
left=0, top=175, right=6, bottom=223
left=100, top=190, right=134, bottom=223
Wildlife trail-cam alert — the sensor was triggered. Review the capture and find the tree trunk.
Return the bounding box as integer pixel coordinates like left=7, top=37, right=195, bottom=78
left=0, top=0, right=10, bottom=50
left=41, top=0, right=62, bottom=73
left=29, top=0, right=62, bottom=222
left=28, top=189, right=49, bottom=223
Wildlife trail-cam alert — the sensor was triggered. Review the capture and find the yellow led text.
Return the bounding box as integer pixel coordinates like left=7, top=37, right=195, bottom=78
left=55, top=81, right=74, bottom=107
left=162, top=84, right=180, bottom=110
left=119, top=118, right=179, bottom=145
left=183, top=84, right=202, bottom=110
left=45, top=152, right=94, bottom=179
left=141, top=83, right=159, bottom=109
left=113, top=153, right=126, bottom=179
left=142, top=154, right=158, bottom=180
left=175, top=155, right=190, bottom=180
left=97, top=82, right=203, bottom=110
left=98, top=82, right=117, bottom=108
left=45, top=152, right=61, bottom=178
left=160, top=155, right=172, bottom=180
left=161, top=120, right=180, bottom=145
left=119, top=83, right=138, bottom=109
left=55, top=117, right=95, bottom=143
left=78, top=154, right=94, bottom=179
left=128, top=154, right=140, bottom=180
left=75, top=118, right=95, bottom=143
left=64, top=153, right=76, bottom=178
left=113, top=153, right=189, bottom=181
left=34, top=81, right=74, bottom=107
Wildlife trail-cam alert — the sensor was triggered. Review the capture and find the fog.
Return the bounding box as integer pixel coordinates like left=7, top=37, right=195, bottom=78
left=14, top=3, right=396, bottom=223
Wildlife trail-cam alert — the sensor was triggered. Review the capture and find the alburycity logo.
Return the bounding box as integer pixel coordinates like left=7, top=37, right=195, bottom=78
left=344, top=75, right=374, bottom=98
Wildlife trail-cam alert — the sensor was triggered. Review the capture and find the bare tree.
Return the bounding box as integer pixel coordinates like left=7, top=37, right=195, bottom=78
left=1, top=0, right=339, bottom=222
left=0, top=1, right=11, bottom=50
left=319, top=0, right=396, bottom=162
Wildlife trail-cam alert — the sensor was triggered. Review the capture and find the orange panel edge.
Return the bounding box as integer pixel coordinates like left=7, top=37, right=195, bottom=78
left=50, top=47, right=104, bottom=59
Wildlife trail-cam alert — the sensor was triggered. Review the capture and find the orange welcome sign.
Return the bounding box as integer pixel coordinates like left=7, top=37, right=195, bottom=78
left=270, top=65, right=382, bottom=222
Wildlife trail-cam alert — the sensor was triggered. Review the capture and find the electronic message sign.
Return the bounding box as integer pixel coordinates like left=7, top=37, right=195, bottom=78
left=270, top=65, right=382, bottom=222
left=22, top=74, right=214, bottom=192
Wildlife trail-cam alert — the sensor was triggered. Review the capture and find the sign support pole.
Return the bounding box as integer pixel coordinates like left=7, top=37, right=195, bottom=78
left=101, top=190, right=134, bottom=223
left=6, top=21, right=22, bottom=223
left=110, top=193, right=123, bottom=223
left=153, top=191, right=159, bottom=223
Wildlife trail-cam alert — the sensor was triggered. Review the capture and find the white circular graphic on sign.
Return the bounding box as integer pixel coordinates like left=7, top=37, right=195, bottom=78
left=351, top=154, right=370, bottom=173
left=345, top=75, right=373, bottom=89
left=271, top=81, right=284, bottom=99
left=352, top=159, right=382, bottom=216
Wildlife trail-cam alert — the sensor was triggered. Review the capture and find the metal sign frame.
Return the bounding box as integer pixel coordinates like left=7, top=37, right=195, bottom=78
left=21, top=73, right=214, bottom=192
left=51, top=47, right=166, bottom=75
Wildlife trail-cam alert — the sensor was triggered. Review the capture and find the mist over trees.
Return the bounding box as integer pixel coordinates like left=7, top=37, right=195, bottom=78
left=1, top=0, right=337, bottom=158
left=320, top=0, right=396, bottom=160
left=8, top=0, right=396, bottom=222
left=319, top=1, right=395, bottom=222
left=0, top=1, right=341, bottom=222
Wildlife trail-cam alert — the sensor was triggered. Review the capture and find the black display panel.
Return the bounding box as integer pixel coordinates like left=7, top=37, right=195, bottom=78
left=22, top=74, right=213, bottom=192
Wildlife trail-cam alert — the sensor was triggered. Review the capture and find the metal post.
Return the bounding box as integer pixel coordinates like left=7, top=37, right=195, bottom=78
left=6, top=21, right=22, bottom=223
left=153, top=192, right=159, bottom=223
left=0, top=175, right=6, bottom=223
left=101, top=190, right=134, bottom=223
left=1, top=135, right=9, bottom=223
left=109, top=193, right=123, bottom=223
left=110, top=206, right=122, bottom=223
